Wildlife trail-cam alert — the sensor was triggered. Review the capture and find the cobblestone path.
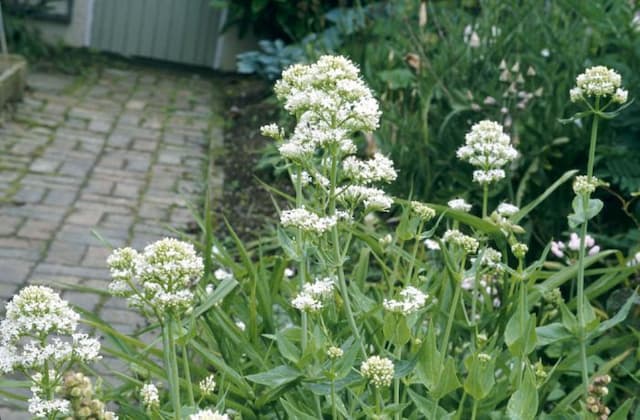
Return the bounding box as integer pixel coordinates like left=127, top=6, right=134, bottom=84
left=0, top=66, right=222, bottom=416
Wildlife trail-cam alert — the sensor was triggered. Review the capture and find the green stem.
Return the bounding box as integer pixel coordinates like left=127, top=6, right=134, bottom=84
left=441, top=272, right=462, bottom=367
left=576, top=99, right=600, bottom=399
left=331, top=370, right=338, bottom=420
left=517, top=262, right=526, bottom=387
left=163, top=316, right=182, bottom=420
left=394, top=346, right=402, bottom=420
left=471, top=398, right=479, bottom=420
left=182, top=344, right=195, bottom=406
left=482, top=184, right=489, bottom=218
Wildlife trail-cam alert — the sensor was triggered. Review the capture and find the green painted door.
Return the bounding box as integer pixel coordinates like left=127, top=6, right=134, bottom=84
left=90, top=0, right=224, bottom=67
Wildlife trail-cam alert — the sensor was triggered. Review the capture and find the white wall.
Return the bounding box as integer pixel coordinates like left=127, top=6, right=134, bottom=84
left=32, top=0, right=93, bottom=47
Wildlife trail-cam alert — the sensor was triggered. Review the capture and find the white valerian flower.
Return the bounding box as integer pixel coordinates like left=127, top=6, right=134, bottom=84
left=463, top=24, right=481, bottom=47
left=141, top=383, right=160, bottom=409
left=540, top=48, right=550, bottom=57
left=383, top=286, right=428, bottom=315
left=613, top=88, right=628, bottom=104
left=281, top=207, right=337, bottom=233
left=189, top=409, right=230, bottom=420
left=475, top=247, right=503, bottom=272
left=284, top=267, right=295, bottom=278
left=199, top=374, right=216, bottom=395
left=573, top=66, right=624, bottom=100
left=291, top=293, right=323, bottom=312
left=260, top=123, right=284, bottom=140
left=214, top=268, right=233, bottom=281
left=342, top=185, right=393, bottom=212
left=107, top=238, right=204, bottom=315
left=410, top=201, right=436, bottom=221
left=511, top=243, right=528, bottom=259
left=361, top=355, right=394, bottom=387
left=448, top=198, right=472, bottom=212
left=496, top=202, right=519, bottom=216
left=461, top=274, right=501, bottom=308
left=327, top=346, right=344, bottom=359
left=379, top=234, right=393, bottom=246
left=573, top=175, right=602, bottom=195
left=443, top=229, right=479, bottom=254
left=424, top=239, right=440, bottom=250
left=235, top=320, right=246, bottom=331
left=626, top=251, right=640, bottom=267
left=291, top=277, right=336, bottom=312
left=274, top=55, right=381, bottom=133
left=457, top=120, right=518, bottom=185
left=343, top=153, right=397, bottom=184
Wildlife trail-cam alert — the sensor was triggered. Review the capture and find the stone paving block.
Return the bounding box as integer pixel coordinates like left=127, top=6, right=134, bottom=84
left=0, top=282, right=18, bottom=301
left=113, top=182, right=141, bottom=198
left=30, top=157, right=61, bottom=173
left=12, top=185, right=46, bottom=204
left=66, top=208, right=104, bottom=226
left=107, top=132, right=132, bottom=148
left=0, top=215, right=23, bottom=235
left=45, top=240, right=87, bottom=265
left=1, top=204, right=67, bottom=223
left=100, top=213, right=134, bottom=230
left=0, top=237, right=43, bottom=261
left=43, top=188, right=77, bottom=207
left=33, top=263, right=111, bottom=281
left=62, top=290, right=102, bottom=312
left=99, top=307, right=146, bottom=326
left=58, top=160, right=94, bottom=177
left=0, top=258, right=33, bottom=285
left=82, top=245, right=111, bottom=268
left=0, top=406, right=31, bottom=420
left=16, top=218, right=58, bottom=240
left=124, top=155, right=152, bottom=172
left=57, top=225, right=128, bottom=247
left=84, top=178, right=114, bottom=195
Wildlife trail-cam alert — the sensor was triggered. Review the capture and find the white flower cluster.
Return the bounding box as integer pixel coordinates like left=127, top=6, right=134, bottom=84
left=107, top=238, right=204, bottom=315
left=361, top=355, right=394, bottom=387
left=327, top=346, right=344, bottom=359
left=626, top=251, right=640, bottom=267
left=462, top=275, right=501, bottom=308
left=571, top=66, right=627, bottom=103
left=473, top=247, right=503, bottom=272
left=0, top=287, right=101, bottom=375
left=573, top=175, right=602, bottom=195
left=275, top=55, right=381, bottom=133
left=280, top=207, right=338, bottom=234
left=342, top=185, right=393, bottom=212
left=189, top=409, right=230, bottom=420
left=496, top=202, right=519, bottom=216
left=199, top=374, right=216, bottom=395
left=551, top=233, right=600, bottom=261
left=456, top=120, right=518, bottom=185
left=383, top=286, right=428, bottom=315
left=0, top=287, right=101, bottom=418
left=448, top=198, right=472, bottom=212
left=411, top=201, right=436, bottom=221
left=140, top=383, right=160, bottom=409
left=443, top=229, right=479, bottom=254
left=291, top=277, right=336, bottom=312
left=343, top=153, right=397, bottom=184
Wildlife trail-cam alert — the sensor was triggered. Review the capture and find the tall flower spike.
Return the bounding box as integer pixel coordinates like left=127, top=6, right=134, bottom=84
left=457, top=120, right=518, bottom=185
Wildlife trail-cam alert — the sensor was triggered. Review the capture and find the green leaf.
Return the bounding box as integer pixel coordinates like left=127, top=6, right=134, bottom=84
left=434, top=358, right=462, bottom=399
left=568, top=197, right=603, bottom=228
left=560, top=302, right=579, bottom=335
left=609, top=398, right=634, bottom=420
left=277, top=227, right=300, bottom=261
left=504, top=308, right=537, bottom=356
left=193, top=276, right=238, bottom=318
left=246, top=365, right=301, bottom=388
left=280, top=398, right=317, bottom=420
left=275, top=330, right=300, bottom=364
left=536, top=323, right=572, bottom=347
left=384, top=314, right=411, bottom=347
left=512, top=170, right=579, bottom=224
left=593, top=292, right=639, bottom=338
left=581, top=297, right=599, bottom=333
left=407, top=389, right=452, bottom=419
left=507, top=366, right=538, bottom=420
left=464, top=353, right=495, bottom=401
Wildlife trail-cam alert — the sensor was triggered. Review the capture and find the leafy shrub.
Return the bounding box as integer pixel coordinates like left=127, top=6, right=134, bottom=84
left=338, top=0, right=640, bottom=251
left=1, top=55, right=638, bottom=419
